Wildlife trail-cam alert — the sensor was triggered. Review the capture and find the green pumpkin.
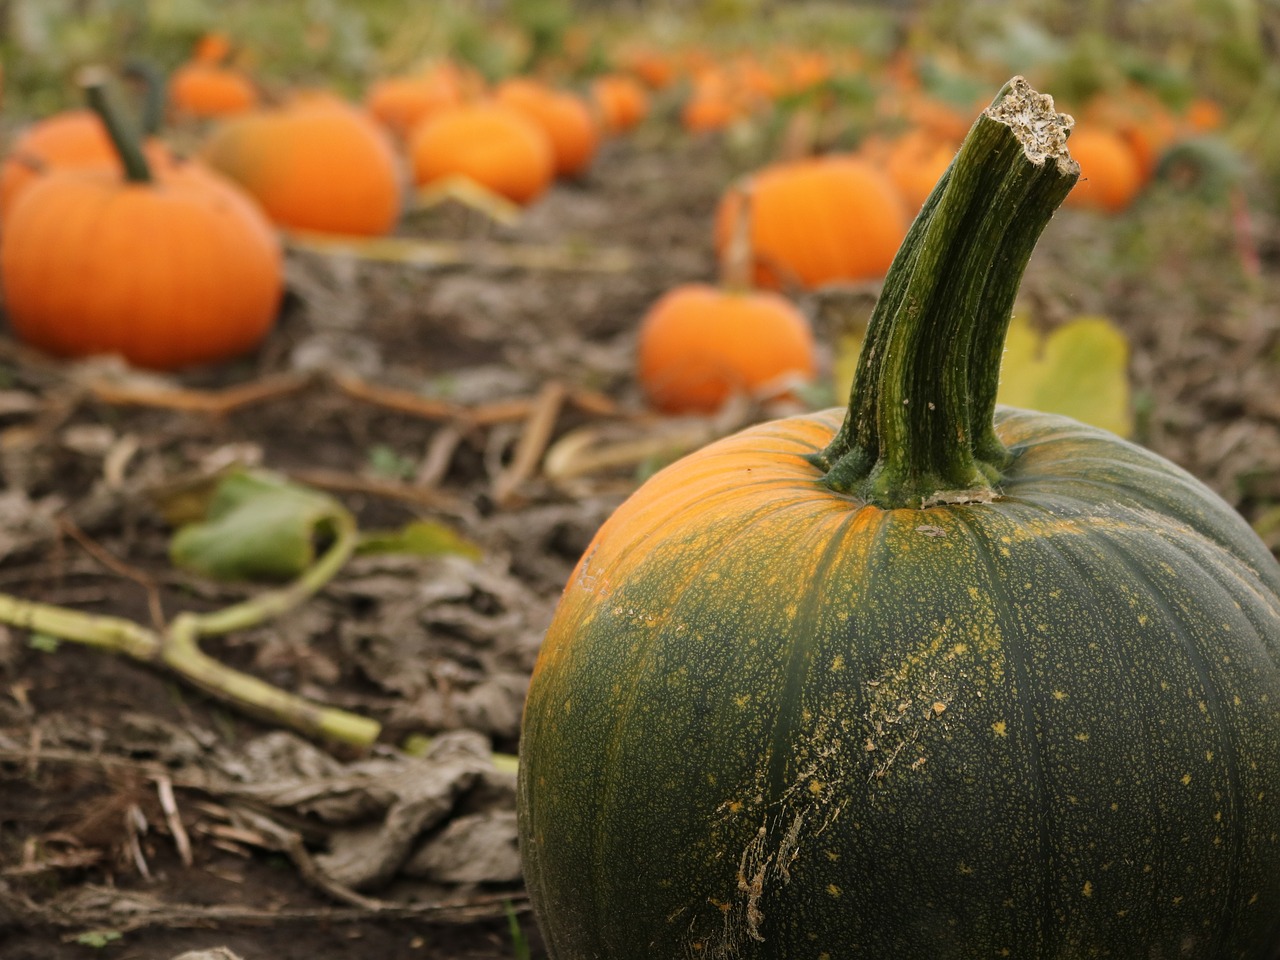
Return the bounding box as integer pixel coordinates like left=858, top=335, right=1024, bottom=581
left=517, top=79, right=1280, bottom=959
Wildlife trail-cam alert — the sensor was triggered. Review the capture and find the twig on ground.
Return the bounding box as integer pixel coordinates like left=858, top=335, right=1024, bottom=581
left=492, top=381, right=568, bottom=506
left=86, top=373, right=314, bottom=417
left=156, top=775, right=194, bottom=868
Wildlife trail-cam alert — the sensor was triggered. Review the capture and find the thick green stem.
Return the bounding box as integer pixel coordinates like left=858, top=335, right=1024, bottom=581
left=80, top=66, right=152, bottom=183
left=812, top=77, right=1079, bottom=509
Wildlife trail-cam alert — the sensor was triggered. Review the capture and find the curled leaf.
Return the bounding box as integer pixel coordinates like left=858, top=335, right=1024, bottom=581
left=170, top=470, right=352, bottom=581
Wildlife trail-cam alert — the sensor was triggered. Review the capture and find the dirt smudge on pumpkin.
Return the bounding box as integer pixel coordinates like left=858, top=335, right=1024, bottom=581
left=863, top=665, right=959, bottom=782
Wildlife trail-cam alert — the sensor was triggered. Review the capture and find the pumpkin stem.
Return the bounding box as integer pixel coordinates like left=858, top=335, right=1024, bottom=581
left=718, top=181, right=757, bottom=292
left=80, top=66, right=152, bottom=184
left=811, top=77, right=1079, bottom=509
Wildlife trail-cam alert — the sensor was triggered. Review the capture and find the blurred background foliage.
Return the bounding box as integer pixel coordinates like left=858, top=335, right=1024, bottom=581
left=1, top=0, right=1278, bottom=197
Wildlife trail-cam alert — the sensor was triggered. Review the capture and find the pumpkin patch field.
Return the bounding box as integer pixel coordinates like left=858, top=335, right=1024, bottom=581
left=1, top=2, right=1279, bottom=959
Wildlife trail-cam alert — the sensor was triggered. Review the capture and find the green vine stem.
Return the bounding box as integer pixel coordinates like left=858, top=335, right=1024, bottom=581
left=0, top=508, right=379, bottom=748
left=79, top=65, right=152, bottom=183
left=811, top=77, right=1080, bottom=509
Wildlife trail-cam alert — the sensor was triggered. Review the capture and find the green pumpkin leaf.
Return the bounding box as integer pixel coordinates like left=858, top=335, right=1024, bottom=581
left=997, top=314, right=1133, bottom=437
left=170, top=470, right=351, bottom=582
left=356, top=520, right=482, bottom=560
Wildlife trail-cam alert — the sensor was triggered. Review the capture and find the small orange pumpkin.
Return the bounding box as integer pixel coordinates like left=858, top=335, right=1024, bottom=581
left=1182, top=96, right=1225, bottom=134
left=1063, top=127, right=1142, bottom=213
left=364, top=62, right=474, bottom=141
left=590, top=74, right=649, bottom=135
left=169, top=33, right=258, bottom=119
left=620, top=45, right=677, bottom=90
left=495, top=78, right=599, bottom=178
left=682, top=71, right=749, bottom=134
left=1082, top=88, right=1178, bottom=185
left=638, top=185, right=815, bottom=414
left=201, top=95, right=403, bottom=236
left=408, top=102, right=555, bottom=205
left=713, top=155, right=909, bottom=290
left=1, top=74, right=282, bottom=370
left=637, top=285, right=816, bottom=414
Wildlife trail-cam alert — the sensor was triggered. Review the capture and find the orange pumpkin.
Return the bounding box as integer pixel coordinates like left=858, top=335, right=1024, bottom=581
left=1064, top=127, right=1142, bottom=213
left=870, top=128, right=957, bottom=212
left=0, top=108, right=175, bottom=220
left=1183, top=96, right=1225, bottom=133
left=590, top=74, right=649, bottom=135
left=364, top=63, right=474, bottom=141
left=620, top=45, right=677, bottom=90
left=638, top=182, right=816, bottom=415
left=495, top=78, right=599, bottom=178
left=408, top=102, right=555, bottom=205
left=682, top=71, right=748, bottom=134
left=713, top=156, right=909, bottom=290
left=636, top=284, right=815, bottom=414
left=1083, top=88, right=1178, bottom=185
left=169, top=34, right=258, bottom=119
left=1, top=75, right=282, bottom=370
left=202, top=95, right=403, bottom=236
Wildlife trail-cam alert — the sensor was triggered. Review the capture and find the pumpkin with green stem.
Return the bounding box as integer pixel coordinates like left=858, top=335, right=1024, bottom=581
left=2, top=71, right=282, bottom=371
left=518, top=78, right=1280, bottom=959
left=0, top=63, right=174, bottom=220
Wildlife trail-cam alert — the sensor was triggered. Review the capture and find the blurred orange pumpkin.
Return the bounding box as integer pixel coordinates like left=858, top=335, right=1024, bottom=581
left=713, top=156, right=909, bottom=290
left=682, top=71, right=749, bottom=134
left=1064, top=127, right=1143, bottom=213
left=2, top=74, right=282, bottom=370
left=408, top=102, right=555, bottom=205
left=1182, top=96, right=1225, bottom=133
left=495, top=78, right=599, bottom=178
left=639, top=183, right=815, bottom=413
left=364, top=62, right=475, bottom=141
left=620, top=45, right=677, bottom=90
left=591, top=74, right=649, bottom=135
left=1083, top=88, right=1178, bottom=185
left=169, top=32, right=258, bottom=119
left=202, top=95, right=403, bottom=236
left=637, top=285, right=816, bottom=414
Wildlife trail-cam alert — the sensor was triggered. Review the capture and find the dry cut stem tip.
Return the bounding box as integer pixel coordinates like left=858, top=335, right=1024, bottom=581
left=985, top=76, right=1078, bottom=175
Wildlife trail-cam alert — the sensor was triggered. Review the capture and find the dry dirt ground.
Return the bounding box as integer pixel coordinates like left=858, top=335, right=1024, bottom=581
left=0, top=117, right=1278, bottom=959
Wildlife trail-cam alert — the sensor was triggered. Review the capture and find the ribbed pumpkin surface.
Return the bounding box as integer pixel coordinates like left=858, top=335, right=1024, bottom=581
left=519, top=405, right=1280, bottom=959
left=1, top=165, right=282, bottom=370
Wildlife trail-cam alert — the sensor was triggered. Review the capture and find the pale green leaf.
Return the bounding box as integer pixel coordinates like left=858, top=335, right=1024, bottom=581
left=356, top=520, right=482, bottom=560
left=998, top=314, right=1133, bottom=437
left=170, top=470, right=350, bottom=582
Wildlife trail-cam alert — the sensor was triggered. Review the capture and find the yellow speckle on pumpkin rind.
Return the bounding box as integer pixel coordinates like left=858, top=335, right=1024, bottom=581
left=992, top=721, right=1008, bottom=737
